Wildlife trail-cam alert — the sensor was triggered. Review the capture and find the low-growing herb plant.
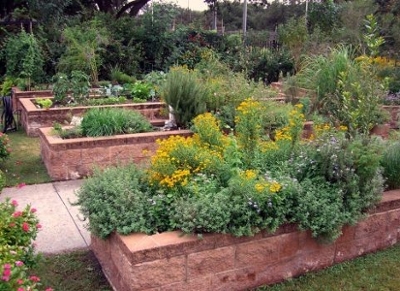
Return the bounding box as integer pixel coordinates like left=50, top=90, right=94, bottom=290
left=80, top=108, right=153, bottom=137
left=35, top=98, right=53, bottom=109
left=76, top=105, right=385, bottom=243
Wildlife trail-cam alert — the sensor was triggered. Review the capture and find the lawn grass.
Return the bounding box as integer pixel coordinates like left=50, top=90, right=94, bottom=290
left=256, top=243, right=400, bottom=291
left=31, top=250, right=112, bottom=291
left=0, top=129, right=52, bottom=187
left=30, top=243, right=400, bottom=291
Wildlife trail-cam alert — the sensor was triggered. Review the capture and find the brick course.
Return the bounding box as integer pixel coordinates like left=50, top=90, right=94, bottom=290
left=91, top=190, right=400, bottom=291
left=18, top=96, right=167, bottom=136
left=39, top=128, right=192, bottom=180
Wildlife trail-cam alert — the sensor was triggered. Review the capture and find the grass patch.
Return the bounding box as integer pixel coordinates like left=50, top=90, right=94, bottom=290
left=256, top=243, right=400, bottom=291
left=32, top=250, right=112, bottom=291
left=29, top=244, right=400, bottom=290
left=0, top=129, right=52, bottom=186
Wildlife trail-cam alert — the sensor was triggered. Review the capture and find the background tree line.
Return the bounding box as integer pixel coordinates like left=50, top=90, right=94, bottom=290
left=0, top=0, right=398, bottom=88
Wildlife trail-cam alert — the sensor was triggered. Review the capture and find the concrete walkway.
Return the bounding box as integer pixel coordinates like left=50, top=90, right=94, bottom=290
left=0, top=180, right=90, bottom=254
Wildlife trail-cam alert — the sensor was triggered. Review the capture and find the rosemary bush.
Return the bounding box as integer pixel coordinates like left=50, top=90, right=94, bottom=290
left=381, top=141, right=400, bottom=190
left=162, top=66, right=208, bottom=128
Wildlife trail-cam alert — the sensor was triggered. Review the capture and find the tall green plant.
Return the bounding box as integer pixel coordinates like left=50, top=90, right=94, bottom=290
left=162, top=67, right=208, bottom=128
left=58, top=20, right=109, bottom=85
left=363, top=14, right=385, bottom=57
left=295, top=45, right=356, bottom=111
left=5, top=29, right=44, bottom=90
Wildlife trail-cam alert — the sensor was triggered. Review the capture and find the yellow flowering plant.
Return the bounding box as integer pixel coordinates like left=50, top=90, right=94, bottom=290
left=148, top=113, right=227, bottom=189
left=235, top=98, right=264, bottom=167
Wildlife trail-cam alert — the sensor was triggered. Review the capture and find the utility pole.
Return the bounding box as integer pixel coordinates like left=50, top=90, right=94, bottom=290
left=243, top=0, right=248, bottom=44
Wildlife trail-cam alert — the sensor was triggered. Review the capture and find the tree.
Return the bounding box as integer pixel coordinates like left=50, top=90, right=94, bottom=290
left=69, top=0, right=152, bottom=18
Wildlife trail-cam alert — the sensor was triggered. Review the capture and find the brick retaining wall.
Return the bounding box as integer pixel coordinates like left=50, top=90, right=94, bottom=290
left=91, top=190, right=400, bottom=291
left=39, top=128, right=192, bottom=180
left=21, top=98, right=167, bottom=136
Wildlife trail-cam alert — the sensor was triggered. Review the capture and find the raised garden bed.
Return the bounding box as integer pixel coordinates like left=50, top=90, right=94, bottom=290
left=11, top=86, right=53, bottom=112
left=382, top=105, right=400, bottom=129
left=20, top=98, right=167, bottom=136
left=91, top=189, right=400, bottom=291
left=39, top=127, right=192, bottom=181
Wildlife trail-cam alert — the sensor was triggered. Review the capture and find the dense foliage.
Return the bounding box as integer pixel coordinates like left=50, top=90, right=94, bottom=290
left=76, top=100, right=391, bottom=242
left=0, top=199, right=51, bottom=290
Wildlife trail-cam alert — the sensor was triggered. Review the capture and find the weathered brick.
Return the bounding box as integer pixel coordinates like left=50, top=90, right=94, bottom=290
left=187, top=246, right=235, bottom=278
left=354, top=212, right=387, bottom=239
left=161, top=276, right=212, bottom=291
left=211, top=266, right=260, bottom=291
left=235, top=236, right=281, bottom=268
left=129, top=256, right=186, bottom=289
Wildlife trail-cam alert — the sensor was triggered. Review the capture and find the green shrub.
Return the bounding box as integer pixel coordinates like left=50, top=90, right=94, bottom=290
left=0, top=199, right=43, bottom=289
left=75, top=165, right=165, bottom=238
left=52, top=73, right=70, bottom=105
left=162, top=67, right=208, bottom=128
left=0, top=132, right=11, bottom=161
left=0, top=169, right=6, bottom=192
left=80, top=108, right=153, bottom=137
left=381, top=141, right=400, bottom=190
left=35, top=98, right=53, bottom=109
left=124, top=81, right=155, bottom=101
left=75, top=111, right=385, bottom=243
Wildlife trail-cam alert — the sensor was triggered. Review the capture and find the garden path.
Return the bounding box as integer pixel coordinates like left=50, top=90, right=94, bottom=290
left=0, top=180, right=89, bottom=254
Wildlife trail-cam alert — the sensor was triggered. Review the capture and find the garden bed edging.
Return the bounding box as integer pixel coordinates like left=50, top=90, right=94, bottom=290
left=20, top=98, right=167, bottom=136
left=39, top=127, right=192, bottom=181
left=91, top=190, right=400, bottom=291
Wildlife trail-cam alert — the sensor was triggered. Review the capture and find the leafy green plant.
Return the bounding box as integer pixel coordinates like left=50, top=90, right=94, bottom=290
left=84, top=96, right=127, bottom=106
left=58, top=21, right=109, bottom=85
left=124, top=81, right=155, bottom=101
left=75, top=165, right=161, bottom=238
left=162, top=67, right=208, bottom=128
left=381, top=141, right=400, bottom=190
left=0, top=77, right=15, bottom=96
left=75, top=109, right=385, bottom=243
left=5, top=29, right=44, bottom=90
left=110, top=66, right=135, bottom=84
left=70, top=71, right=90, bottom=103
left=51, top=73, right=70, bottom=105
left=0, top=132, right=11, bottom=161
left=0, top=169, right=6, bottom=192
left=295, top=45, right=356, bottom=111
left=0, top=199, right=50, bottom=290
left=80, top=108, right=153, bottom=137
left=35, top=98, right=53, bottom=109
left=53, top=124, right=83, bottom=139
left=363, top=14, right=385, bottom=57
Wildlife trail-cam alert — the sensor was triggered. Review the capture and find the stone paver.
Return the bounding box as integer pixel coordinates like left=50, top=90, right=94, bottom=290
left=0, top=180, right=89, bottom=254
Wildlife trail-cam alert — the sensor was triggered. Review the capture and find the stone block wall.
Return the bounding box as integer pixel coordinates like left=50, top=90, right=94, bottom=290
left=12, top=87, right=53, bottom=112
left=39, top=128, right=192, bottom=180
left=20, top=98, right=167, bottom=136
left=91, top=190, right=400, bottom=291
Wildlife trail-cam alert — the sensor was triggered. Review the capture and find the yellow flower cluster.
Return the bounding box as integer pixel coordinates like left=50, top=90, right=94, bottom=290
left=254, top=181, right=282, bottom=193
left=311, top=123, right=348, bottom=140
left=235, top=98, right=262, bottom=124
left=259, top=141, right=279, bottom=152
left=192, top=112, right=226, bottom=149
left=240, top=169, right=258, bottom=180
left=355, top=55, right=396, bottom=68
left=148, top=114, right=226, bottom=188
left=274, top=104, right=305, bottom=143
